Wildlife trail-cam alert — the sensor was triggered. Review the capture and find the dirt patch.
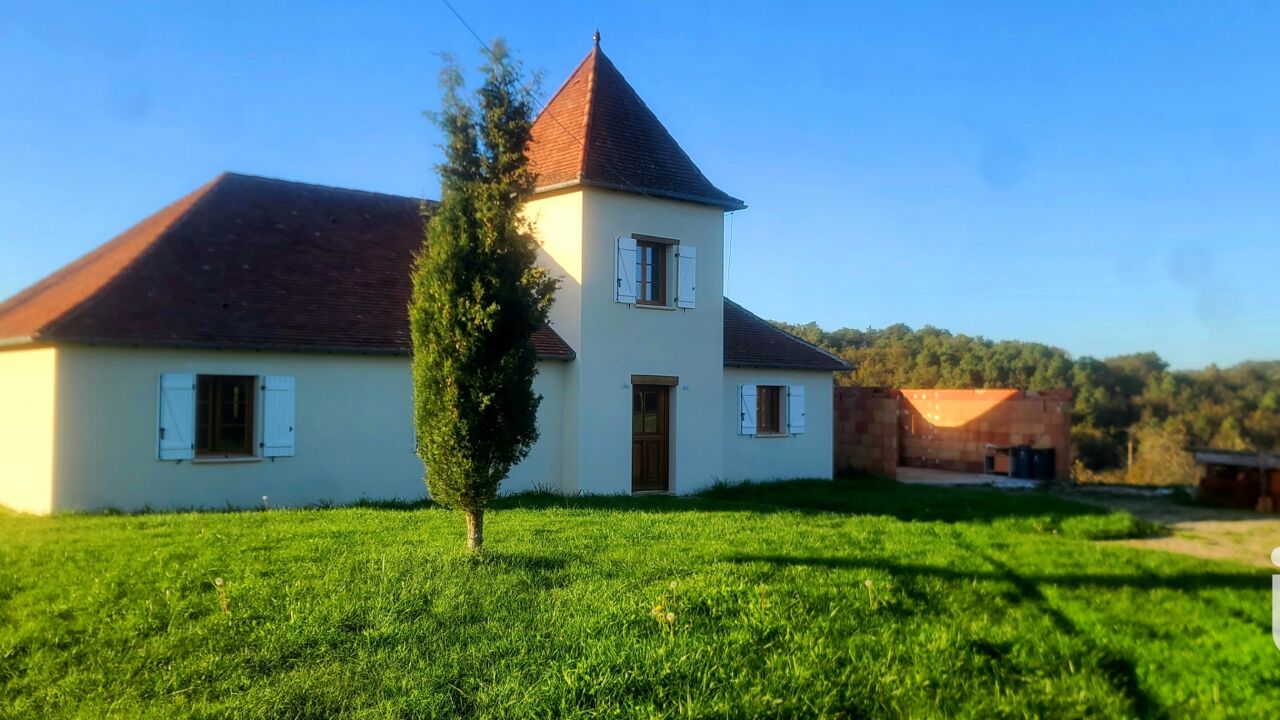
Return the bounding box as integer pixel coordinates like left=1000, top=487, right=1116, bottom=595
left=1054, top=487, right=1280, bottom=568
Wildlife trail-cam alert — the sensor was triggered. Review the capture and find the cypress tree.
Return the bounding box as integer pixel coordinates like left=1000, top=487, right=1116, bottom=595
left=410, top=42, right=557, bottom=552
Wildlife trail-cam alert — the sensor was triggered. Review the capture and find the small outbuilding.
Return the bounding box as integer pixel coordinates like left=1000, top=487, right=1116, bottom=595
left=1193, top=449, right=1280, bottom=511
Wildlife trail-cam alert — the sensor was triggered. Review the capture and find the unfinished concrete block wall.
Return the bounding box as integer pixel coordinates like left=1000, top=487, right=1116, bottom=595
left=834, top=388, right=1073, bottom=479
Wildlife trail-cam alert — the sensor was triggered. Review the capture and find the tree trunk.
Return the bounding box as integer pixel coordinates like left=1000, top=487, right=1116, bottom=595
left=465, top=509, right=484, bottom=553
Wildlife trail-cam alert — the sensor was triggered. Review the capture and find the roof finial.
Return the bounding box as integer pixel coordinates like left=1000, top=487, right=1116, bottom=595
left=592, top=29, right=601, bottom=48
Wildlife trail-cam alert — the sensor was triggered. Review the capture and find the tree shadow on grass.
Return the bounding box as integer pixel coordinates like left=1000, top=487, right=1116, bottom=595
left=726, top=553, right=1265, bottom=593
left=966, top=547, right=1170, bottom=719
left=339, top=476, right=1167, bottom=541
left=83, top=476, right=1163, bottom=535
left=444, top=550, right=571, bottom=591
left=468, top=550, right=567, bottom=573
left=730, top=548, right=1251, bottom=719
left=486, top=476, right=1141, bottom=526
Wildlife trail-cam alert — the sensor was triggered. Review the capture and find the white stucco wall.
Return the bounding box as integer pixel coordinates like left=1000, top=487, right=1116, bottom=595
left=525, top=190, right=585, bottom=493
left=722, top=368, right=834, bottom=482
left=534, top=186, right=727, bottom=495
left=46, top=345, right=566, bottom=512
left=525, top=190, right=585, bottom=354
left=0, top=346, right=57, bottom=513
left=510, top=359, right=566, bottom=493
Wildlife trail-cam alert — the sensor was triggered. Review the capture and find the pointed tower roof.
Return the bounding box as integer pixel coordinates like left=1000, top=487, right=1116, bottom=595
left=527, top=35, right=745, bottom=211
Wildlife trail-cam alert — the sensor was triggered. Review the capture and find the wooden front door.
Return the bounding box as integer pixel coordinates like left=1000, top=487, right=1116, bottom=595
left=631, top=384, right=669, bottom=492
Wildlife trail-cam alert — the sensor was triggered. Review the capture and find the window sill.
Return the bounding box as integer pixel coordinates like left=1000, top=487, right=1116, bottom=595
left=192, top=456, right=263, bottom=464
left=753, top=433, right=791, bottom=439
left=632, top=303, right=678, bottom=311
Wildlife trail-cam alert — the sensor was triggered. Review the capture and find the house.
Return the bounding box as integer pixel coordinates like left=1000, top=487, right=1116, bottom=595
left=0, top=37, right=848, bottom=514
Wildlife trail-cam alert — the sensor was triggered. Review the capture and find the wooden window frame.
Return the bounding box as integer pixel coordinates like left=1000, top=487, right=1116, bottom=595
left=195, top=374, right=257, bottom=458
left=634, top=239, right=667, bottom=306
left=756, top=385, right=784, bottom=436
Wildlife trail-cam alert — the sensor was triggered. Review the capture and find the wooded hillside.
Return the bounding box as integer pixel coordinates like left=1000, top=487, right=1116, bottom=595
left=774, top=320, right=1280, bottom=471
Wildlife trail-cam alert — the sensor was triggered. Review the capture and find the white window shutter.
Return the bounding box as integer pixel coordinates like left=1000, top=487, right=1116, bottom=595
left=676, top=245, right=696, bottom=309
left=739, top=384, right=757, bottom=436
left=262, top=375, right=296, bottom=457
left=157, top=374, right=195, bottom=460
left=787, top=385, right=806, bottom=434
left=615, top=236, right=637, bottom=304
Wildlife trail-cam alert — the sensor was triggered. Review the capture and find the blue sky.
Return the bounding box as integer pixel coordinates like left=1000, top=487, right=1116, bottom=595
left=1, top=1, right=1277, bottom=369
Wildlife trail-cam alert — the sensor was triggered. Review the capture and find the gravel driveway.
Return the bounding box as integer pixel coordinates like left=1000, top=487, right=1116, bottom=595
left=1055, top=486, right=1280, bottom=568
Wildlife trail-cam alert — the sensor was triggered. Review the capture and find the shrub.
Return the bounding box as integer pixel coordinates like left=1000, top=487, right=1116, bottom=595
left=1126, top=425, right=1197, bottom=486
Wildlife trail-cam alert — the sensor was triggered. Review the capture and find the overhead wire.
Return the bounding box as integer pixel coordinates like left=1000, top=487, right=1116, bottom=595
left=439, top=0, right=746, bottom=288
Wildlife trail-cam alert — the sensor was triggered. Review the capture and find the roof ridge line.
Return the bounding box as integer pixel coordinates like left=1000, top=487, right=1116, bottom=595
left=536, top=53, right=593, bottom=119
left=38, top=175, right=228, bottom=339
left=527, top=47, right=596, bottom=179
left=222, top=172, right=428, bottom=204
left=576, top=46, right=599, bottom=180
left=589, top=51, right=728, bottom=198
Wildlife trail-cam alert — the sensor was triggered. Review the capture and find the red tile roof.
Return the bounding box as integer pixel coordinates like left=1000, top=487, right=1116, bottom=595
left=1, top=174, right=840, bottom=373
left=527, top=39, right=746, bottom=211
left=0, top=177, right=218, bottom=342
left=723, top=299, right=851, bottom=371
left=0, top=173, right=575, bottom=359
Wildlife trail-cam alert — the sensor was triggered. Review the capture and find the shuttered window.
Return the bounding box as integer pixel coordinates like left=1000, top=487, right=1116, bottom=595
left=156, top=373, right=297, bottom=461
left=739, top=384, right=806, bottom=437
left=619, top=235, right=696, bottom=310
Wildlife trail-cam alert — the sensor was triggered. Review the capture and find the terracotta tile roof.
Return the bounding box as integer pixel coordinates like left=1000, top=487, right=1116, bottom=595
left=0, top=177, right=219, bottom=342
left=723, top=298, right=851, bottom=371
left=1, top=174, right=841, bottom=373
left=0, top=173, right=575, bottom=360
left=527, top=40, right=746, bottom=211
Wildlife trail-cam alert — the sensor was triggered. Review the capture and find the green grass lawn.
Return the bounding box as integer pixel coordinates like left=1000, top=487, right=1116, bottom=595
left=1, top=477, right=1276, bottom=718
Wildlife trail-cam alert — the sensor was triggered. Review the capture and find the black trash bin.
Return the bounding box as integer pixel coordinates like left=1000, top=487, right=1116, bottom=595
left=1030, top=448, right=1056, bottom=481
left=1011, top=445, right=1032, bottom=479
